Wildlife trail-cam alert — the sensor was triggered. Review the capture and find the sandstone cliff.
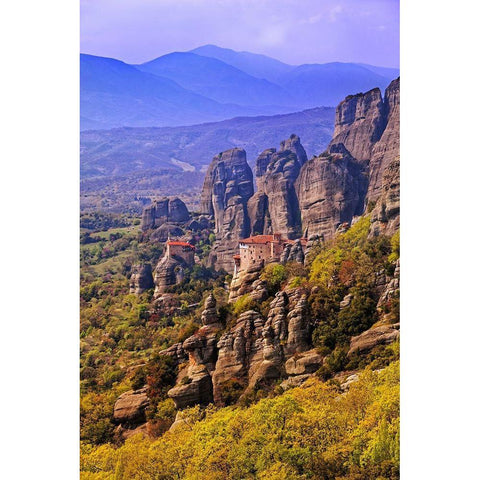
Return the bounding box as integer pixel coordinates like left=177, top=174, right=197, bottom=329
left=141, top=197, right=190, bottom=231
left=296, top=77, right=400, bottom=239
left=248, top=135, right=305, bottom=239
left=368, top=78, right=400, bottom=236
left=200, top=148, right=254, bottom=272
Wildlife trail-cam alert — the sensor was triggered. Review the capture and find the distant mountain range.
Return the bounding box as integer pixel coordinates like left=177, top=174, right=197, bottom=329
left=81, top=45, right=399, bottom=130
left=81, top=107, right=335, bottom=178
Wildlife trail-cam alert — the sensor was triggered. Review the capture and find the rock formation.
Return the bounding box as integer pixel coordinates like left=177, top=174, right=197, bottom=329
left=141, top=197, right=190, bottom=231
left=295, top=77, right=400, bottom=240
left=368, top=78, right=400, bottom=236
left=296, top=147, right=366, bottom=240
left=129, top=264, right=154, bottom=294
left=328, top=87, right=386, bottom=164
left=149, top=224, right=185, bottom=243
left=348, top=323, right=400, bottom=356
left=113, top=387, right=150, bottom=427
left=168, top=295, right=223, bottom=409
left=248, top=135, right=305, bottom=239
left=200, top=148, right=254, bottom=272
left=153, top=256, right=184, bottom=295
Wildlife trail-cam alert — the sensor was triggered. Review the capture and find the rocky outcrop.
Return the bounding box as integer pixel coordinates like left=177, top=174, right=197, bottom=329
left=285, top=295, right=310, bottom=354
left=368, top=78, right=400, bottom=236
left=213, top=309, right=266, bottom=404
left=200, top=148, right=254, bottom=272
left=247, top=192, right=270, bottom=235
left=113, top=387, right=150, bottom=426
left=249, top=135, right=304, bottom=239
left=153, top=256, right=187, bottom=296
left=129, top=264, right=154, bottom=294
left=295, top=78, right=400, bottom=240
left=376, top=259, right=400, bottom=324
left=228, top=262, right=264, bottom=303
left=280, top=239, right=305, bottom=264
left=141, top=197, right=190, bottom=230
left=285, top=350, right=323, bottom=376
left=149, top=224, right=185, bottom=243
left=168, top=364, right=213, bottom=410
left=348, top=323, right=400, bottom=356
left=328, top=87, right=386, bottom=164
left=280, top=134, right=308, bottom=166
left=296, top=147, right=366, bottom=239
left=168, top=295, right=222, bottom=409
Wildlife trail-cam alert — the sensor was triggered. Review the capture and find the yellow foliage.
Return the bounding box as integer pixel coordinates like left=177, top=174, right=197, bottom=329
left=81, top=361, right=399, bottom=479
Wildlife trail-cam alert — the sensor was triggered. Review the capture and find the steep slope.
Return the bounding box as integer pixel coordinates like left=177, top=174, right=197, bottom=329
left=368, top=78, right=400, bottom=236
left=248, top=135, right=306, bottom=238
left=296, top=77, right=400, bottom=239
left=200, top=148, right=254, bottom=272
left=137, top=52, right=295, bottom=107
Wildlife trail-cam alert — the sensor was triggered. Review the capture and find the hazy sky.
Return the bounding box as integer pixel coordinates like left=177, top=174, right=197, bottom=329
left=81, top=0, right=399, bottom=68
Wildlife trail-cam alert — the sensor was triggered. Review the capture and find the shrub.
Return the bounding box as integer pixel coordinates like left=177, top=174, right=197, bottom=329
left=233, top=294, right=259, bottom=316
left=175, top=322, right=199, bottom=343
left=262, top=263, right=287, bottom=294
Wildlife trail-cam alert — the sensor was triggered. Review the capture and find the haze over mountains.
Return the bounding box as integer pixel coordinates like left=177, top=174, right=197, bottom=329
left=81, top=107, right=335, bottom=178
left=81, top=44, right=399, bottom=131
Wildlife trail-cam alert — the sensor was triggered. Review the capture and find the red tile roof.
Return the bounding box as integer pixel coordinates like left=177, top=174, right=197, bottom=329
left=240, top=235, right=277, bottom=244
left=167, top=241, right=195, bottom=248
left=239, top=235, right=308, bottom=246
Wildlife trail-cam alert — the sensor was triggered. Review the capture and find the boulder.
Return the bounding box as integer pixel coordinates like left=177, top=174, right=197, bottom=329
left=113, top=387, right=150, bottom=426
left=285, top=350, right=323, bottom=376
left=348, top=323, right=400, bottom=356
left=168, top=364, right=213, bottom=410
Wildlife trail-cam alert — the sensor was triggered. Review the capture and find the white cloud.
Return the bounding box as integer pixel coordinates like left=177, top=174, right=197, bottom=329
left=329, top=5, right=344, bottom=22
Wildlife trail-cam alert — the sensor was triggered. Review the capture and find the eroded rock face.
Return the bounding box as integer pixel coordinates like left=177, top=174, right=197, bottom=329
left=286, top=295, right=310, bottom=354
left=281, top=240, right=305, bottom=264
left=168, top=364, right=213, bottom=410
left=296, top=149, right=366, bottom=240
left=113, top=387, right=150, bottom=426
left=228, top=262, right=263, bottom=303
left=213, top=309, right=266, bottom=404
left=249, top=136, right=305, bottom=239
left=141, top=197, right=190, bottom=230
left=247, top=192, right=270, bottom=235
left=153, top=256, right=187, bottom=296
left=285, top=350, right=323, bottom=375
left=167, top=295, right=222, bottom=409
left=295, top=78, right=400, bottom=240
left=281, top=134, right=308, bottom=166
left=200, top=148, right=254, bottom=272
left=329, top=87, right=386, bottom=164
left=129, top=264, right=154, bottom=294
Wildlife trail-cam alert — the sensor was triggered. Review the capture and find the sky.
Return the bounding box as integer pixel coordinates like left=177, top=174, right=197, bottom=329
left=80, top=0, right=399, bottom=68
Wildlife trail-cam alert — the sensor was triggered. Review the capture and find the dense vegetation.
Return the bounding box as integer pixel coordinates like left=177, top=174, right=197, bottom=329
left=81, top=361, right=399, bottom=480
left=80, top=212, right=399, bottom=477
left=80, top=215, right=227, bottom=445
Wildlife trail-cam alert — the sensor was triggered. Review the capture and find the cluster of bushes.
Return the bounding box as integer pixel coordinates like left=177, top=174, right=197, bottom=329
left=307, top=218, right=398, bottom=376
left=80, top=212, right=135, bottom=231
left=81, top=361, right=399, bottom=479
